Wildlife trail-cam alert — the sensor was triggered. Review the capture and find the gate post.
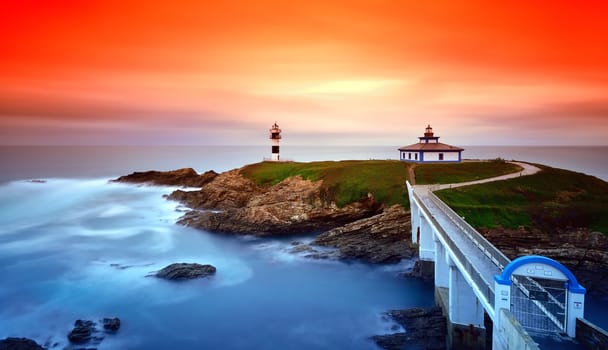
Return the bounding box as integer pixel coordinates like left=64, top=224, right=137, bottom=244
left=493, top=275, right=512, bottom=349
left=566, top=285, right=586, bottom=337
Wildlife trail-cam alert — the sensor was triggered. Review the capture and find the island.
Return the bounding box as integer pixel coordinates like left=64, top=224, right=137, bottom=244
left=114, top=159, right=608, bottom=295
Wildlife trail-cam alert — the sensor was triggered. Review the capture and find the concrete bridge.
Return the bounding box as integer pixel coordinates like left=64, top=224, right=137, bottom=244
left=405, top=164, right=606, bottom=349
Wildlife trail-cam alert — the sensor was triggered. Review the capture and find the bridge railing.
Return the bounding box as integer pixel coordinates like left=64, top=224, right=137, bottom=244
left=412, top=190, right=496, bottom=307
left=425, top=187, right=567, bottom=333
left=427, top=190, right=511, bottom=270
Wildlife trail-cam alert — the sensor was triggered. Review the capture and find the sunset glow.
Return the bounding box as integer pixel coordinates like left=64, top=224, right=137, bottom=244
left=1, top=0, right=607, bottom=145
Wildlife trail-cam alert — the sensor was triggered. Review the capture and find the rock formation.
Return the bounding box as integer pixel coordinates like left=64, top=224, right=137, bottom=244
left=168, top=169, right=263, bottom=210
left=310, top=205, right=417, bottom=263
left=173, top=173, right=383, bottom=236
left=155, top=263, right=217, bottom=280
left=372, top=307, right=447, bottom=350
left=66, top=317, right=120, bottom=347
left=103, top=317, right=121, bottom=332
left=0, top=338, right=44, bottom=350
left=113, top=168, right=218, bottom=188
left=481, top=227, right=608, bottom=295
left=68, top=320, right=97, bottom=344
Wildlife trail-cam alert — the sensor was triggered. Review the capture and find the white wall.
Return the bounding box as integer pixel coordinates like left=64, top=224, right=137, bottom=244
left=423, top=151, right=460, bottom=162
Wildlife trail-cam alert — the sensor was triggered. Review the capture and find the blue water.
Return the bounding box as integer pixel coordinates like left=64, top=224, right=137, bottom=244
left=0, top=178, right=432, bottom=349
left=0, top=145, right=607, bottom=349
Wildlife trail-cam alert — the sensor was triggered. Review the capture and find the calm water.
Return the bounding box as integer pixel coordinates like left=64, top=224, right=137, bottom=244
left=0, top=145, right=607, bottom=349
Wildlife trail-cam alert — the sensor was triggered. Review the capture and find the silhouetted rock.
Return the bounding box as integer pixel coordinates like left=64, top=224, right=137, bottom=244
left=0, top=338, right=44, bottom=350
left=113, top=168, right=217, bottom=188
left=156, top=263, right=216, bottom=280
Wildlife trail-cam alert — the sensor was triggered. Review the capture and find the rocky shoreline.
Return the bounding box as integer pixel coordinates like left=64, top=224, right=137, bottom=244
left=114, top=166, right=608, bottom=295
left=115, top=168, right=406, bottom=262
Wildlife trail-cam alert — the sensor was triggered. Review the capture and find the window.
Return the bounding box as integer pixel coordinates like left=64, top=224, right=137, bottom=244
left=439, top=153, right=444, bottom=160
left=408, top=153, right=411, bottom=160
left=415, top=153, right=418, bottom=160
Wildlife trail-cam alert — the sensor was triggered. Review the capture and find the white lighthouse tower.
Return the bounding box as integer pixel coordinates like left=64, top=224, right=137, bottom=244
left=269, top=122, right=282, bottom=161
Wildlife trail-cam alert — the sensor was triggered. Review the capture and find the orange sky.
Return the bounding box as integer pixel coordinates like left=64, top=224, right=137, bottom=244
left=1, top=0, right=607, bottom=145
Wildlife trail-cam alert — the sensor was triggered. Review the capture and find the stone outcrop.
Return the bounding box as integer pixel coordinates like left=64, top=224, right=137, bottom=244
left=174, top=173, right=383, bottom=236
left=0, top=338, right=44, bottom=350
left=372, top=307, right=447, bottom=350
left=113, top=168, right=218, bottom=188
left=68, top=320, right=96, bottom=344
left=310, top=205, right=417, bottom=263
left=480, top=227, right=608, bottom=295
left=155, top=263, right=216, bottom=280
left=67, top=318, right=120, bottom=347
left=168, top=170, right=263, bottom=210
left=103, top=317, right=121, bottom=332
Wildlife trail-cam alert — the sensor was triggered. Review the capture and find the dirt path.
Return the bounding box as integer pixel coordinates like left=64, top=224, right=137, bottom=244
left=414, top=161, right=541, bottom=192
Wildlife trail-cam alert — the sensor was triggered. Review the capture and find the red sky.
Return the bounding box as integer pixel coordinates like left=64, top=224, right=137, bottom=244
left=1, top=0, right=607, bottom=145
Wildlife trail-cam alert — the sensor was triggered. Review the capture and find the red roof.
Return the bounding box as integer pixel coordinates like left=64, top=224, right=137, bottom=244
left=398, top=142, right=464, bottom=151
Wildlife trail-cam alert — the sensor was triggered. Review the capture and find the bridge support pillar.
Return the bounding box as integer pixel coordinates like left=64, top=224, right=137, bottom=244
left=418, top=216, right=434, bottom=261
left=411, top=200, right=420, bottom=245
left=434, top=238, right=449, bottom=288
left=448, top=258, right=486, bottom=349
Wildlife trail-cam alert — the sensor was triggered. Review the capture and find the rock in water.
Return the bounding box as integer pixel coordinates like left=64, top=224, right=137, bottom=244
left=67, top=320, right=96, bottom=343
left=372, top=307, right=447, bottom=350
left=156, top=263, right=216, bottom=280
left=0, top=338, right=44, bottom=350
left=103, top=317, right=121, bottom=332
left=113, top=168, right=218, bottom=188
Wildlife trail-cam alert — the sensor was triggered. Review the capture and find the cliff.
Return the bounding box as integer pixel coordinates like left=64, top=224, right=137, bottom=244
left=170, top=170, right=383, bottom=236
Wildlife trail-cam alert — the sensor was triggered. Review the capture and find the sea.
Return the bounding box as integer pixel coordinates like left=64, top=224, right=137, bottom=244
left=0, top=145, right=607, bottom=349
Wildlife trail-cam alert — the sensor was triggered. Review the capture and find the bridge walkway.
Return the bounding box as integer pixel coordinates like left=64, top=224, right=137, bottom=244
left=413, top=185, right=504, bottom=317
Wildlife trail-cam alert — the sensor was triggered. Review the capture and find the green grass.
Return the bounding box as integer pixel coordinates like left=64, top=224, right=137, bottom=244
left=435, top=165, right=608, bottom=234
left=414, top=160, right=522, bottom=184
left=240, top=160, right=411, bottom=207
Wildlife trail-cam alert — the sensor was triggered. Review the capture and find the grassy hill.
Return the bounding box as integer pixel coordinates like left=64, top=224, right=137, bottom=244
left=240, top=160, right=525, bottom=209
left=240, top=160, right=411, bottom=207
left=414, top=159, right=522, bottom=184
left=435, top=165, right=608, bottom=234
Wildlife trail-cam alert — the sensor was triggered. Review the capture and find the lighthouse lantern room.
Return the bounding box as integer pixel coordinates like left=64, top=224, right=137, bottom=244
left=269, top=122, right=282, bottom=161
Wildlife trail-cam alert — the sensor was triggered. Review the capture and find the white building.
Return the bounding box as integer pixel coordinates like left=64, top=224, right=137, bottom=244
left=398, top=125, right=463, bottom=163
